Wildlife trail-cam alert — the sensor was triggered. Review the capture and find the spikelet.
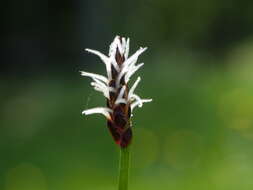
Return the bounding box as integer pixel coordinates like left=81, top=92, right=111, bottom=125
left=81, top=36, right=152, bottom=147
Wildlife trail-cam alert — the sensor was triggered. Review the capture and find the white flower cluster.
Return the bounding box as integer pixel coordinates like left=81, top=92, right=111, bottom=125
left=81, top=36, right=152, bottom=119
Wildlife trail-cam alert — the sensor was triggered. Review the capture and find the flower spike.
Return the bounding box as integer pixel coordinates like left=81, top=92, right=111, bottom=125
left=81, top=36, right=152, bottom=147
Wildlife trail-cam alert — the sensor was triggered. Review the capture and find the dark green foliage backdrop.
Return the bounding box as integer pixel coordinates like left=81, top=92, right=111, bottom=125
left=1, top=0, right=253, bottom=189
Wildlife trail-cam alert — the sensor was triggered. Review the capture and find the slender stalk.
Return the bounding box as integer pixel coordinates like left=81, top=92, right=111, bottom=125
left=118, top=146, right=130, bottom=190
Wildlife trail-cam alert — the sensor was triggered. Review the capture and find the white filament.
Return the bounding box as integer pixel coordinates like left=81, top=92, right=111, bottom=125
left=115, top=86, right=126, bottom=104
left=85, top=48, right=112, bottom=79
left=129, top=77, right=141, bottom=98
left=125, top=63, right=144, bottom=83
left=82, top=107, right=112, bottom=119
left=80, top=71, right=108, bottom=84
left=116, top=46, right=146, bottom=86
left=109, top=36, right=127, bottom=57
left=121, top=38, right=126, bottom=54
left=91, top=82, right=109, bottom=98
left=122, top=47, right=147, bottom=68
left=124, top=38, right=130, bottom=59
left=116, top=64, right=130, bottom=86
left=130, top=94, right=143, bottom=107
left=131, top=99, right=152, bottom=111
left=111, top=58, right=120, bottom=72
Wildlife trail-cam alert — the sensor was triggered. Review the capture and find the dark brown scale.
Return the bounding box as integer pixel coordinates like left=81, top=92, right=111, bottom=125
left=115, top=48, right=125, bottom=65
left=120, top=74, right=126, bottom=85
left=127, top=104, right=131, bottom=118
left=109, top=79, right=116, bottom=88
left=106, top=38, right=132, bottom=148
left=111, top=65, right=118, bottom=79
left=109, top=91, right=116, bottom=103
left=108, top=80, right=117, bottom=102
left=107, top=120, right=121, bottom=143
left=113, top=105, right=127, bottom=129
left=122, top=87, right=128, bottom=100
left=120, top=128, right=132, bottom=148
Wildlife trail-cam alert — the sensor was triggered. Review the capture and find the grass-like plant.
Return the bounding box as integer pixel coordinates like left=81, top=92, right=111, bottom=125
left=81, top=36, right=152, bottom=190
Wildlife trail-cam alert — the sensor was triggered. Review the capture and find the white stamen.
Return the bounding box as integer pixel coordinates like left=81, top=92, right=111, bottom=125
left=129, top=77, right=141, bottom=98
left=118, top=57, right=137, bottom=82
left=141, top=99, right=152, bottom=103
left=116, top=47, right=145, bottom=86
left=130, top=94, right=143, bottom=107
left=115, top=38, right=124, bottom=55
left=131, top=99, right=152, bottom=111
left=82, top=107, right=112, bottom=119
left=125, top=63, right=144, bottom=83
left=92, top=78, right=109, bottom=93
left=115, top=86, right=126, bottom=104
left=122, top=38, right=126, bottom=54
left=122, top=47, right=147, bottom=68
left=85, top=48, right=109, bottom=65
left=92, top=78, right=116, bottom=98
left=111, top=58, right=120, bottom=72
left=116, top=61, right=142, bottom=87
left=110, top=36, right=125, bottom=56
left=85, top=48, right=112, bottom=79
left=91, top=82, right=109, bottom=98
left=80, top=71, right=108, bottom=84
left=93, top=86, right=107, bottom=97
left=109, top=43, right=116, bottom=57
left=124, top=38, right=130, bottom=59
left=116, top=65, right=130, bottom=87
left=93, top=78, right=107, bottom=88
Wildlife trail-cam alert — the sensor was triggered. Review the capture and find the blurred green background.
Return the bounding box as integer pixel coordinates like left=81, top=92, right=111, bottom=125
left=1, top=0, right=253, bottom=190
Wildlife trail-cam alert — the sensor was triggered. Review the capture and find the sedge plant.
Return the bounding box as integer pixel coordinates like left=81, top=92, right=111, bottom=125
left=81, top=36, right=152, bottom=190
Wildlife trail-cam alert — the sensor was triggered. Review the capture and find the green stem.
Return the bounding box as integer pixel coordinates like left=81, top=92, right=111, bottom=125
left=118, top=146, right=130, bottom=190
